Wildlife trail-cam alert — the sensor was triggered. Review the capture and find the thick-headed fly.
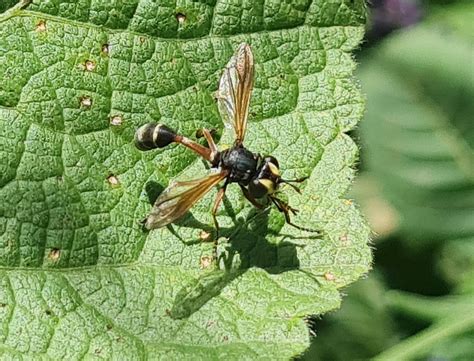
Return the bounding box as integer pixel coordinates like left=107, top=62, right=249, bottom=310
left=135, top=43, right=314, bottom=237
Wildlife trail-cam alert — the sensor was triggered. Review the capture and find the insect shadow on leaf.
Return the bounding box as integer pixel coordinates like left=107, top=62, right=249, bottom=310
left=169, top=208, right=320, bottom=319
left=145, top=180, right=165, bottom=205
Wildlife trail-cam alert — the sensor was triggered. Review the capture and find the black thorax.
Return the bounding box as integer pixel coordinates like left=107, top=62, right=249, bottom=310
left=218, top=145, right=261, bottom=185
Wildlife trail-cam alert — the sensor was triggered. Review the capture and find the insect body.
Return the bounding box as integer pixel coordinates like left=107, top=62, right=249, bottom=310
left=135, top=44, right=312, bottom=235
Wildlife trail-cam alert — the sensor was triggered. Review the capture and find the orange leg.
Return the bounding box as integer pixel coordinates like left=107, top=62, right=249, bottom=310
left=201, top=128, right=219, bottom=163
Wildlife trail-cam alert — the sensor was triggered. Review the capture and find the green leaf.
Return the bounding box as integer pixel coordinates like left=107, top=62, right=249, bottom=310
left=372, top=231, right=474, bottom=360
left=358, top=3, right=474, bottom=245
left=373, top=283, right=474, bottom=361
left=438, top=237, right=474, bottom=290
left=0, top=0, right=19, bottom=14
left=0, top=0, right=370, bottom=358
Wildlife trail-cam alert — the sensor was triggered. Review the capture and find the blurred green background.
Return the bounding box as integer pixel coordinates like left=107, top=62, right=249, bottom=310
left=303, top=0, right=474, bottom=360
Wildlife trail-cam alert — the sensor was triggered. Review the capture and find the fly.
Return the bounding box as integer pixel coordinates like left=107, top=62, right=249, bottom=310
left=135, top=43, right=315, bottom=238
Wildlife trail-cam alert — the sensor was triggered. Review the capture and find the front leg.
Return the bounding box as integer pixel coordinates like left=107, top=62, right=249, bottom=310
left=197, top=128, right=219, bottom=164
left=239, top=184, right=265, bottom=209
left=269, top=195, right=319, bottom=233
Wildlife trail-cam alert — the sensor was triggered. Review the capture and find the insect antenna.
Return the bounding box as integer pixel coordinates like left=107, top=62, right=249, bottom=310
left=278, top=176, right=309, bottom=194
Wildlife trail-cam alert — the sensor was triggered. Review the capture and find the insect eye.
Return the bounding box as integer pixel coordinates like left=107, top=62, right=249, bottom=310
left=264, top=156, right=279, bottom=169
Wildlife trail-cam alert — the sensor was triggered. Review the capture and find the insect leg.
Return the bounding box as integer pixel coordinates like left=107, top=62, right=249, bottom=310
left=212, top=181, right=227, bottom=240
left=211, top=181, right=229, bottom=256
left=200, top=128, right=219, bottom=160
left=239, top=184, right=265, bottom=209
left=282, top=176, right=309, bottom=183
left=196, top=128, right=218, bottom=139
left=269, top=195, right=318, bottom=233
left=279, top=176, right=309, bottom=194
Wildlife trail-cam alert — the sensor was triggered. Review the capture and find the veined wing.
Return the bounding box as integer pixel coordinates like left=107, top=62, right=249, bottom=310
left=216, top=43, right=254, bottom=145
left=144, top=171, right=228, bottom=229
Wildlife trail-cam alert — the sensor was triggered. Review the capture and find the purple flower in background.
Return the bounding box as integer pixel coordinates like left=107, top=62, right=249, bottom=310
left=368, top=0, right=423, bottom=42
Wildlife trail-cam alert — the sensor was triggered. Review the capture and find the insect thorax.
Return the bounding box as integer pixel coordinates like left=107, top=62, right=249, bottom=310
left=220, top=145, right=259, bottom=184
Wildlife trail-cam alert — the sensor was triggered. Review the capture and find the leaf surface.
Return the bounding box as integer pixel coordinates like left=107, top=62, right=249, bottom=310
left=0, top=0, right=370, bottom=358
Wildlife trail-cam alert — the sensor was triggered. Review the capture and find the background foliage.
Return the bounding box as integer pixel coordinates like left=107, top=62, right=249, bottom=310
left=303, top=0, right=474, bottom=359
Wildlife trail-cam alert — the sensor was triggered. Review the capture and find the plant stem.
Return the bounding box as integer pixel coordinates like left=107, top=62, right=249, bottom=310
left=373, top=313, right=474, bottom=361
left=385, top=290, right=471, bottom=321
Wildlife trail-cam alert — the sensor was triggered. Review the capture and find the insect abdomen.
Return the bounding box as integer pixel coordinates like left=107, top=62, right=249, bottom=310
left=135, top=123, right=177, bottom=151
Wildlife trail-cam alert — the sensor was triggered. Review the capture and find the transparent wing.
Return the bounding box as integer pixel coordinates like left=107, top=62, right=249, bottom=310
left=144, top=171, right=228, bottom=229
left=216, top=43, right=254, bottom=144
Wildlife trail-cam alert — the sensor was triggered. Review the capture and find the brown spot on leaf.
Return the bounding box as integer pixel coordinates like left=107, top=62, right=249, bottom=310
left=85, top=60, right=96, bottom=72
left=101, top=43, right=110, bottom=55
left=48, top=248, right=61, bottom=261
left=107, top=174, right=120, bottom=187
left=80, top=96, right=92, bottom=108
left=175, top=12, right=186, bottom=24
left=324, top=272, right=336, bottom=281
left=339, top=234, right=351, bottom=246
left=200, top=255, right=213, bottom=269
left=36, top=20, right=46, bottom=32
left=110, top=115, right=123, bottom=126
left=199, top=230, right=211, bottom=241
